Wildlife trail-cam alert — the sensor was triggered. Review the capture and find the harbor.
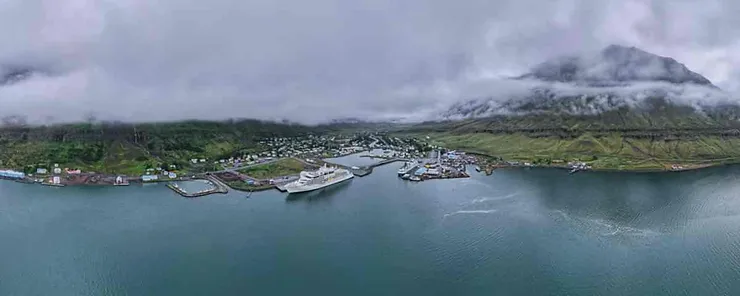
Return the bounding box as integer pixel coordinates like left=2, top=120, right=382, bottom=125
left=166, top=176, right=228, bottom=198
left=396, top=150, right=472, bottom=182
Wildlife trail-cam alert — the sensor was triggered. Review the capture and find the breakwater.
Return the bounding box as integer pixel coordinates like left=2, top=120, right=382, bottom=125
left=166, top=176, right=228, bottom=198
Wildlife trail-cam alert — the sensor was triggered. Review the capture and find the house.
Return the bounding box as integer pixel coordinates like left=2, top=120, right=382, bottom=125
left=36, top=168, right=48, bottom=174
left=66, top=169, right=81, bottom=174
left=191, top=159, right=198, bottom=164
left=0, top=170, right=25, bottom=179
left=52, top=168, right=62, bottom=174
left=142, top=175, right=159, bottom=182
left=168, top=172, right=177, bottom=179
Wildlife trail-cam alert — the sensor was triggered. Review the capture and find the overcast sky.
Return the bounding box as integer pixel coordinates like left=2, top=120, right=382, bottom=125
left=1, top=0, right=740, bottom=124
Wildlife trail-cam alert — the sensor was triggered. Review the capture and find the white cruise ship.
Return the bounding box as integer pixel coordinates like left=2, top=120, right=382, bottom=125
left=284, top=164, right=354, bottom=194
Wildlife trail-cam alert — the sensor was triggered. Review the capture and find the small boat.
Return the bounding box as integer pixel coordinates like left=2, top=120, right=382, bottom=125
left=569, top=168, right=579, bottom=174
left=246, top=191, right=252, bottom=198
left=475, top=166, right=481, bottom=172
left=409, top=176, right=422, bottom=182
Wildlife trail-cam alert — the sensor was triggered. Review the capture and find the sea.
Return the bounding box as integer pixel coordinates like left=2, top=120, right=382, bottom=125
left=2, top=154, right=740, bottom=295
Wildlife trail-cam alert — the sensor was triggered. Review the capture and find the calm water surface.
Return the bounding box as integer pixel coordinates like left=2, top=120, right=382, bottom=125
left=2, top=159, right=740, bottom=295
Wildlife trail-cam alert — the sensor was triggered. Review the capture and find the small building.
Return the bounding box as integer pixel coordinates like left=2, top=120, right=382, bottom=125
left=168, top=172, right=177, bottom=179
left=0, top=170, right=25, bottom=179
left=51, top=176, right=61, bottom=184
left=142, top=175, right=159, bottom=182
left=66, top=169, right=81, bottom=174
left=115, top=176, right=124, bottom=184
left=52, top=168, right=62, bottom=174
left=36, top=168, right=48, bottom=174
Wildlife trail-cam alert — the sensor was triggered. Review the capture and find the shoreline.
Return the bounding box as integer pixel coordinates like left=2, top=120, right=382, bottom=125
left=2, top=159, right=735, bottom=191
left=482, top=162, right=727, bottom=174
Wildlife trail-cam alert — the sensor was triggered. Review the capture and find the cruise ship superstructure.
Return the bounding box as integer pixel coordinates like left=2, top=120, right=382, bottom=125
left=284, top=164, right=354, bottom=194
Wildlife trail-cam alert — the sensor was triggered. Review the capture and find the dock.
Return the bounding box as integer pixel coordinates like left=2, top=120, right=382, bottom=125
left=167, top=175, right=228, bottom=198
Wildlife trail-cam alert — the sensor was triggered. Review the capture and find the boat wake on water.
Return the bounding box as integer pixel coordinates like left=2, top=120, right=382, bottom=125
left=443, top=209, right=498, bottom=218
left=551, top=210, right=661, bottom=238
left=470, top=192, right=521, bottom=204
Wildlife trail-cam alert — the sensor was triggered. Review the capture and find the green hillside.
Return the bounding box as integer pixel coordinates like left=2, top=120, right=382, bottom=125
left=419, top=132, right=740, bottom=171
left=0, top=120, right=331, bottom=175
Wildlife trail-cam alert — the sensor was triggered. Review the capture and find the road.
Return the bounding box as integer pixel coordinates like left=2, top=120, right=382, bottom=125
left=208, top=158, right=303, bottom=184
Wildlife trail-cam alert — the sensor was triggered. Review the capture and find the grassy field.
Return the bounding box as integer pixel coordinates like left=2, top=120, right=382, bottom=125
left=416, top=132, right=740, bottom=171
left=237, top=158, right=307, bottom=179
left=224, top=180, right=276, bottom=192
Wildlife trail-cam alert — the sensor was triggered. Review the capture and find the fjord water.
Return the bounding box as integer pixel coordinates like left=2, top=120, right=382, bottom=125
left=2, top=164, right=740, bottom=295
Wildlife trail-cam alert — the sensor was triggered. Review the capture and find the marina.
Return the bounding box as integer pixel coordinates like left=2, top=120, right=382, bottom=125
left=166, top=176, right=228, bottom=198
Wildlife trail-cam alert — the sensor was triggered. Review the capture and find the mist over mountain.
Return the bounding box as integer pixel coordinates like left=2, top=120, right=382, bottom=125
left=0, top=66, right=35, bottom=86
left=441, top=45, right=737, bottom=123
left=518, top=45, right=715, bottom=87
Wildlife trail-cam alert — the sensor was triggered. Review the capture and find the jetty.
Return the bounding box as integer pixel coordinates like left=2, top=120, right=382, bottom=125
left=167, top=175, right=228, bottom=198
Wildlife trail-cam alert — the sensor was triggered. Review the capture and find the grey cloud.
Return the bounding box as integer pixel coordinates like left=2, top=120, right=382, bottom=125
left=2, top=0, right=740, bottom=124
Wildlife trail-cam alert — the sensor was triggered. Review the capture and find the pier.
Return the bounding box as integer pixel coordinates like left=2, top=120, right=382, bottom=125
left=167, top=175, right=228, bottom=198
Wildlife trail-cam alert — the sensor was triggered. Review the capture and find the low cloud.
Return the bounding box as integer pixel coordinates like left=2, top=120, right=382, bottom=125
left=2, top=0, right=740, bottom=124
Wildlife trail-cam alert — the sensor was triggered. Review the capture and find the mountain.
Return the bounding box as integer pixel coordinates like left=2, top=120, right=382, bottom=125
left=517, top=45, right=715, bottom=87
left=440, top=45, right=735, bottom=125
left=415, top=46, right=740, bottom=171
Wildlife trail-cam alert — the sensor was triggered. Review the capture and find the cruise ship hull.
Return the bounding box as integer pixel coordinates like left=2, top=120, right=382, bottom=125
left=285, top=174, right=355, bottom=194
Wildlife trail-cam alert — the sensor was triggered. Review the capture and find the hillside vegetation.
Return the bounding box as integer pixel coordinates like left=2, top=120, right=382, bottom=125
left=0, top=120, right=332, bottom=175
left=421, top=132, right=740, bottom=171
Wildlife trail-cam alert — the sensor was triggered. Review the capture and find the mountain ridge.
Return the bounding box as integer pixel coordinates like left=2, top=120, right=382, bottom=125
left=439, top=45, right=734, bottom=124
left=517, top=45, right=715, bottom=87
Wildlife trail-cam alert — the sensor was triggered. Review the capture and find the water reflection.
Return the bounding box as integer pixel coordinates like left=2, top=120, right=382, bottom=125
left=492, top=166, right=740, bottom=236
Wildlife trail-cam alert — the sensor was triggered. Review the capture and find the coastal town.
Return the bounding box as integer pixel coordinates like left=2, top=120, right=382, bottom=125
left=0, top=131, right=665, bottom=196
left=0, top=133, right=443, bottom=194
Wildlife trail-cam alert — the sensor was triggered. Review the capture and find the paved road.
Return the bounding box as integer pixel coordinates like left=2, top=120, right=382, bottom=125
left=209, top=158, right=304, bottom=183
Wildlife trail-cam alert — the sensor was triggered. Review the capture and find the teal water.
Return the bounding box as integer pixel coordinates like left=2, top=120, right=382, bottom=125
left=2, top=161, right=740, bottom=295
